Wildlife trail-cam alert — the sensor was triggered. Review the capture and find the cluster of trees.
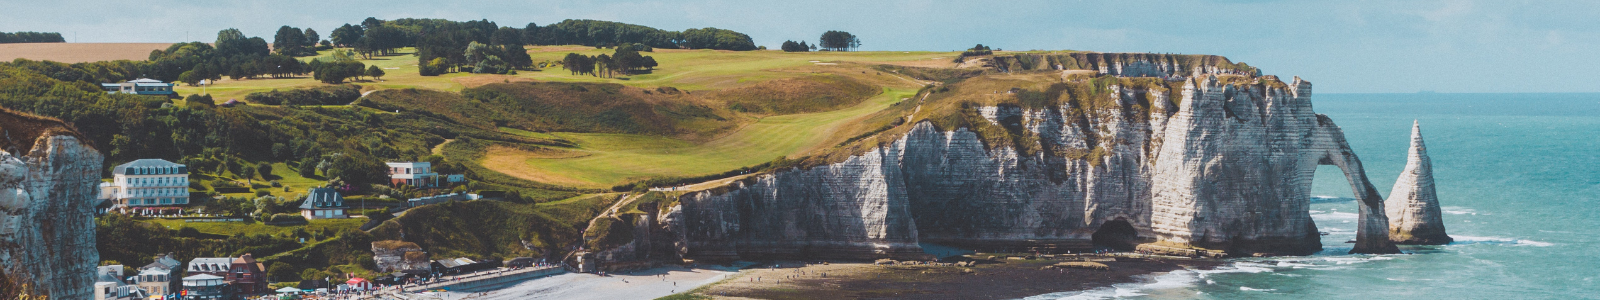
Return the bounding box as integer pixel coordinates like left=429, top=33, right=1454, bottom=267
left=535, top=20, right=754, bottom=50
left=560, top=45, right=657, bottom=77
left=954, top=44, right=994, bottom=62
left=148, top=29, right=315, bottom=84
left=780, top=40, right=814, bottom=52
left=330, top=19, right=409, bottom=59
left=460, top=41, right=528, bottom=74
left=273, top=26, right=328, bottom=56
left=381, top=18, right=532, bottom=76
left=0, top=31, right=63, bottom=43
left=319, top=17, right=754, bottom=76
left=309, top=52, right=370, bottom=84
left=818, top=30, right=861, bottom=51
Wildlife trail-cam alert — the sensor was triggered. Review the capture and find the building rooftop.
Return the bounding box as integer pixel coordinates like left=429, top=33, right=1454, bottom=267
left=187, top=258, right=232, bottom=272
left=301, top=188, right=346, bottom=209
left=113, top=159, right=187, bottom=175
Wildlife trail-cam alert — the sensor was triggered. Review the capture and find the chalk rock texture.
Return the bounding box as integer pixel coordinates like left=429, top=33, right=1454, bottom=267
left=672, top=76, right=1400, bottom=260
left=1385, top=121, right=1452, bottom=244
left=0, top=111, right=102, bottom=299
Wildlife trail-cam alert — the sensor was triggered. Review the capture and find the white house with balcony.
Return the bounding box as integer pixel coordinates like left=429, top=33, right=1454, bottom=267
left=386, top=161, right=439, bottom=187
left=100, top=159, right=190, bottom=207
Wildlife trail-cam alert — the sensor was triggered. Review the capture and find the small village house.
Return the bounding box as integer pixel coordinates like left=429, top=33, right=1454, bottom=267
left=135, top=253, right=182, bottom=297
left=93, top=265, right=144, bottom=300
left=100, top=159, right=190, bottom=207
left=299, top=187, right=348, bottom=219
left=386, top=161, right=438, bottom=187
left=179, top=274, right=232, bottom=300
left=186, top=254, right=268, bottom=295
left=100, top=78, right=176, bottom=96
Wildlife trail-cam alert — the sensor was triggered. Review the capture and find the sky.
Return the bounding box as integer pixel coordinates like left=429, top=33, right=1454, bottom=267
left=3, top=0, right=1597, bottom=93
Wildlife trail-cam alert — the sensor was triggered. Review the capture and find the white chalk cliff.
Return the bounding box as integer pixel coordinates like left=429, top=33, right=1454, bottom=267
left=1385, top=121, right=1451, bottom=244
left=665, top=72, right=1403, bottom=259
left=0, top=111, right=102, bottom=299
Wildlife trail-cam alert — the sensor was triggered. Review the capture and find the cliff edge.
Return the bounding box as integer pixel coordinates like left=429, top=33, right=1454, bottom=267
left=594, top=53, right=1404, bottom=263
left=0, top=108, right=102, bottom=299
left=1385, top=121, right=1452, bottom=244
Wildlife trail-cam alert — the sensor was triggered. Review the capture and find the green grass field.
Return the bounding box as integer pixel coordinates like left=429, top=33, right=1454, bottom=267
left=147, top=218, right=366, bottom=237
left=178, top=46, right=955, bottom=101
left=485, top=87, right=917, bottom=188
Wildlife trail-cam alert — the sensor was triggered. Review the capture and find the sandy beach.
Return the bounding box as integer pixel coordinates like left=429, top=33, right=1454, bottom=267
left=680, top=255, right=1220, bottom=300
left=426, top=265, right=739, bottom=300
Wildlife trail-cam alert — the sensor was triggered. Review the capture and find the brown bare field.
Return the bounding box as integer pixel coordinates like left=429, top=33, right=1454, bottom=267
left=481, top=145, right=593, bottom=187
left=0, top=43, right=172, bottom=63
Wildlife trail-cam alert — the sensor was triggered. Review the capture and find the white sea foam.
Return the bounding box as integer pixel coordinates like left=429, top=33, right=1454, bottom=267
left=1441, top=206, right=1477, bottom=215
left=1239, top=286, right=1276, bottom=292
left=1025, top=268, right=1225, bottom=300
left=1310, top=196, right=1356, bottom=203
left=1313, top=212, right=1360, bottom=220
left=1451, top=235, right=1555, bottom=247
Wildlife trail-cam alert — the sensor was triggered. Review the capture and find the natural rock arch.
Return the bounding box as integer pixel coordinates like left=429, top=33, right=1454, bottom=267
left=1301, top=115, right=1402, bottom=254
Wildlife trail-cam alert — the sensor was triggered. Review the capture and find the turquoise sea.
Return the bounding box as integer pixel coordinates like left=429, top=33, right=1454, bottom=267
left=1035, top=93, right=1600, bottom=299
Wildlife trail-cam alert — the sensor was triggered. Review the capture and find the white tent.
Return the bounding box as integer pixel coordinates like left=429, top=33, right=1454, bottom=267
left=276, top=286, right=304, bottom=294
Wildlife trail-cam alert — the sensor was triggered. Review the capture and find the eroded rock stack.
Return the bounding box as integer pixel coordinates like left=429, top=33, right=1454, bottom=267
left=668, top=74, right=1402, bottom=260
left=0, top=109, right=102, bottom=299
left=1385, top=121, right=1452, bottom=244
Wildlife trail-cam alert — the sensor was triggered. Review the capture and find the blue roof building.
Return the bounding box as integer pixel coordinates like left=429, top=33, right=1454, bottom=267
left=299, top=188, right=348, bottom=219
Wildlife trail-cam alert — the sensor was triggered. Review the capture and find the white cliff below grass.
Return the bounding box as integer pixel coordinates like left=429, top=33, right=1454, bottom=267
left=1385, top=121, right=1452, bottom=245
left=652, top=73, right=1404, bottom=261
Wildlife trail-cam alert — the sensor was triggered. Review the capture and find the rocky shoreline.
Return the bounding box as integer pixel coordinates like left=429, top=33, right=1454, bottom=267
left=678, top=253, right=1222, bottom=300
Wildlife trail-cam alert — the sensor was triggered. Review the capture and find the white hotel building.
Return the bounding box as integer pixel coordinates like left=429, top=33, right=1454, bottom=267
left=100, top=159, right=190, bottom=207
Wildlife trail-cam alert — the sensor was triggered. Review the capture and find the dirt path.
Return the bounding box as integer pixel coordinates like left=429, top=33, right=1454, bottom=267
left=431, top=139, right=453, bottom=155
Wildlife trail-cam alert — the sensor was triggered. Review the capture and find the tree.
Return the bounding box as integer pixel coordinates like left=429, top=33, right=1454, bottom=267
left=240, top=165, right=256, bottom=183
left=257, top=162, right=273, bottom=179
left=361, top=17, right=384, bottom=30
left=330, top=24, right=363, bottom=47
left=299, top=157, right=319, bottom=177
left=781, top=40, right=811, bottom=52
left=366, top=65, right=385, bottom=81
left=267, top=262, right=298, bottom=282
left=303, top=28, right=320, bottom=48
left=819, top=30, right=859, bottom=51
left=490, top=27, right=523, bottom=47
left=178, top=70, right=201, bottom=86
left=273, top=26, right=307, bottom=56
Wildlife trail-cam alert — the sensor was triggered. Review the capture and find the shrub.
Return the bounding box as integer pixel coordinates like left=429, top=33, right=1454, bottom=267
left=269, top=213, right=307, bottom=224
left=244, top=85, right=361, bottom=106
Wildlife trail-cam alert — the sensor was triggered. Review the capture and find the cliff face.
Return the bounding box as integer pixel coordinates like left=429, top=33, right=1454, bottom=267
left=670, top=75, right=1400, bottom=259
left=1385, top=121, right=1451, bottom=244
left=0, top=111, right=102, bottom=299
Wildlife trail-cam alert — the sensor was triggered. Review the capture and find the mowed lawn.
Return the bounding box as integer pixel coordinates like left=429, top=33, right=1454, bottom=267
left=178, top=46, right=956, bottom=100
left=486, top=87, right=918, bottom=188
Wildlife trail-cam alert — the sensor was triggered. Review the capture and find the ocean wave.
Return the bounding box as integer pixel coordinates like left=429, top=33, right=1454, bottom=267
left=1451, top=235, right=1554, bottom=247
left=1310, top=196, right=1356, bottom=203
left=1312, top=211, right=1360, bottom=220
left=1239, top=286, right=1276, bottom=292
left=1441, top=206, right=1478, bottom=215
left=1024, top=268, right=1215, bottom=300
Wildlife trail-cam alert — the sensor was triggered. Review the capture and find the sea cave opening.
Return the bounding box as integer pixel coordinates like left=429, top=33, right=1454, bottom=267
left=1091, top=218, right=1140, bottom=251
